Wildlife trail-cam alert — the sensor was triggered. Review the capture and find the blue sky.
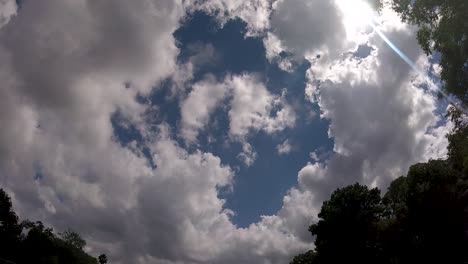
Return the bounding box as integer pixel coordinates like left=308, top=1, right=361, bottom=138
left=112, top=12, right=334, bottom=227
left=0, top=0, right=452, bottom=263
left=171, top=12, right=334, bottom=226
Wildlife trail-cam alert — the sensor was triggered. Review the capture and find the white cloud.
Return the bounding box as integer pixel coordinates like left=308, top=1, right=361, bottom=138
left=277, top=139, right=293, bottom=155
left=269, top=0, right=347, bottom=59
left=0, top=1, right=309, bottom=263
left=180, top=75, right=228, bottom=143
left=229, top=74, right=296, bottom=139
left=180, top=73, right=296, bottom=146
left=297, top=162, right=327, bottom=189
left=257, top=2, right=453, bottom=248
left=298, top=6, right=452, bottom=200
left=0, top=0, right=16, bottom=28
left=171, top=43, right=220, bottom=94
left=0, top=1, right=455, bottom=264
left=187, top=0, right=271, bottom=36
left=237, top=142, right=258, bottom=166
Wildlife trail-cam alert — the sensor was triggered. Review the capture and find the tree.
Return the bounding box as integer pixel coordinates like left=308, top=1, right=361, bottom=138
left=290, top=127, right=468, bottom=263
left=309, top=184, right=384, bottom=264
left=61, top=229, right=86, bottom=250
left=445, top=107, right=468, bottom=264
left=385, top=0, right=468, bottom=102
left=446, top=107, right=468, bottom=173
left=289, top=250, right=317, bottom=264
left=379, top=160, right=465, bottom=264
left=0, top=189, right=98, bottom=264
left=98, top=254, right=108, bottom=264
left=379, top=176, right=411, bottom=263
left=0, top=188, right=22, bottom=261
left=404, top=160, right=464, bottom=263
left=0, top=189, right=22, bottom=237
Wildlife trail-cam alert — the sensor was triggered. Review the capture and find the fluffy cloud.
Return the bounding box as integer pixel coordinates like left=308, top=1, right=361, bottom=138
left=180, top=73, right=295, bottom=147
left=237, top=142, right=258, bottom=166
left=180, top=75, right=228, bottom=143
left=297, top=8, right=452, bottom=204
left=276, top=139, right=293, bottom=155
left=0, top=1, right=305, bottom=263
left=0, top=1, right=454, bottom=264
left=187, top=0, right=271, bottom=35
left=269, top=0, right=347, bottom=59
left=228, top=74, right=296, bottom=139
left=259, top=1, right=452, bottom=247
left=101, top=134, right=311, bottom=264
left=0, top=0, right=184, bottom=197
left=0, top=0, right=16, bottom=27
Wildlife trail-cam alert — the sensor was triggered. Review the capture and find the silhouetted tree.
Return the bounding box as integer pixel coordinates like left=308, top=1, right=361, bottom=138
left=61, top=229, right=86, bottom=250
left=0, top=189, right=22, bottom=262
left=289, top=250, right=317, bottom=264
left=0, top=188, right=98, bottom=264
left=98, top=254, right=108, bottom=264
left=309, top=184, right=384, bottom=264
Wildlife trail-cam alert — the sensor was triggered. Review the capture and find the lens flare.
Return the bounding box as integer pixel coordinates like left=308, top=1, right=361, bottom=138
left=369, top=21, right=466, bottom=114
left=335, top=0, right=465, bottom=113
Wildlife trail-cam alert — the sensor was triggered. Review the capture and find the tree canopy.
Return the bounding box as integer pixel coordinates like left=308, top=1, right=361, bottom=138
left=309, top=184, right=383, bottom=264
left=98, top=254, right=108, bottom=264
left=0, top=189, right=107, bottom=264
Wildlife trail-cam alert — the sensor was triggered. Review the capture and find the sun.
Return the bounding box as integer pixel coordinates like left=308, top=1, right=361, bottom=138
left=336, top=0, right=376, bottom=37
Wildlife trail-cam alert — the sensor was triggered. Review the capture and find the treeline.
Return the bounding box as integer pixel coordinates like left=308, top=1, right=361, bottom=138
left=290, top=109, right=468, bottom=263
left=0, top=189, right=107, bottom=264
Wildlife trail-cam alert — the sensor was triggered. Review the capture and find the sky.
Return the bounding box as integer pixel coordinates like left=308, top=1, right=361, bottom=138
left=0, top=0, right=452, bottom=263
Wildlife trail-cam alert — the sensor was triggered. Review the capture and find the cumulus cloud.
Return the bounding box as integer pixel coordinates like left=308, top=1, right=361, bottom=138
left=269, top=0, right=346, bottom=59
left=187, top=0, right=271, bottom=35
left=228, top=74, right=296, bottom=139
left=277, top=139, right=293, bottom=155
left=180, top=73, right=295, bottom=144
left=0, top=0, right=184, bottom=193
left=180, top=75, right=228, bottom=143
left=0, top=1, right=454, bottom=264
left=0, top=0, right=16, bottom=28
left=0, top=1, right=307, bottom=263
left=111, top=133, right=311, bottom=264
left=171, top=43, right=220, bottom=94
left=298, top=7, right=452, bottom=203
left=237, top=142, right=258, bottom=166
left=255, top=2, right=452, bottom=247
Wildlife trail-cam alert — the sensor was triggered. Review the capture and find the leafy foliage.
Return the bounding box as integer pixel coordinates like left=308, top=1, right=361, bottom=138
left=290, top=250, right=317, bottom=264
left=309, top=184, right=383, bottom=264
left=385, top=0, right=468, bottom=102
left=98, top=254, right=108, bottom=264
left=61, top=229, right=87, bottom=250
left=0, top=189, right=22, bottom=262
left=0, top=189, right=107, bottom=264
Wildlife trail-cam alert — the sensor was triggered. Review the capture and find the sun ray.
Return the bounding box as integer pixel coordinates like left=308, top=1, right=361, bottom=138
left=369, top=21, right=467, bottom=114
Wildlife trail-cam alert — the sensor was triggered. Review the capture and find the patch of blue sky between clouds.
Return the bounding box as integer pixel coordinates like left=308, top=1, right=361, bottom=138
left=111, top=12, right=334, bottom=227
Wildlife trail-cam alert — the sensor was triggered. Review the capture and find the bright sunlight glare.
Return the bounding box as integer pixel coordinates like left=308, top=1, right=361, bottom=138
left=336, top=0, right=376, bottom=37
